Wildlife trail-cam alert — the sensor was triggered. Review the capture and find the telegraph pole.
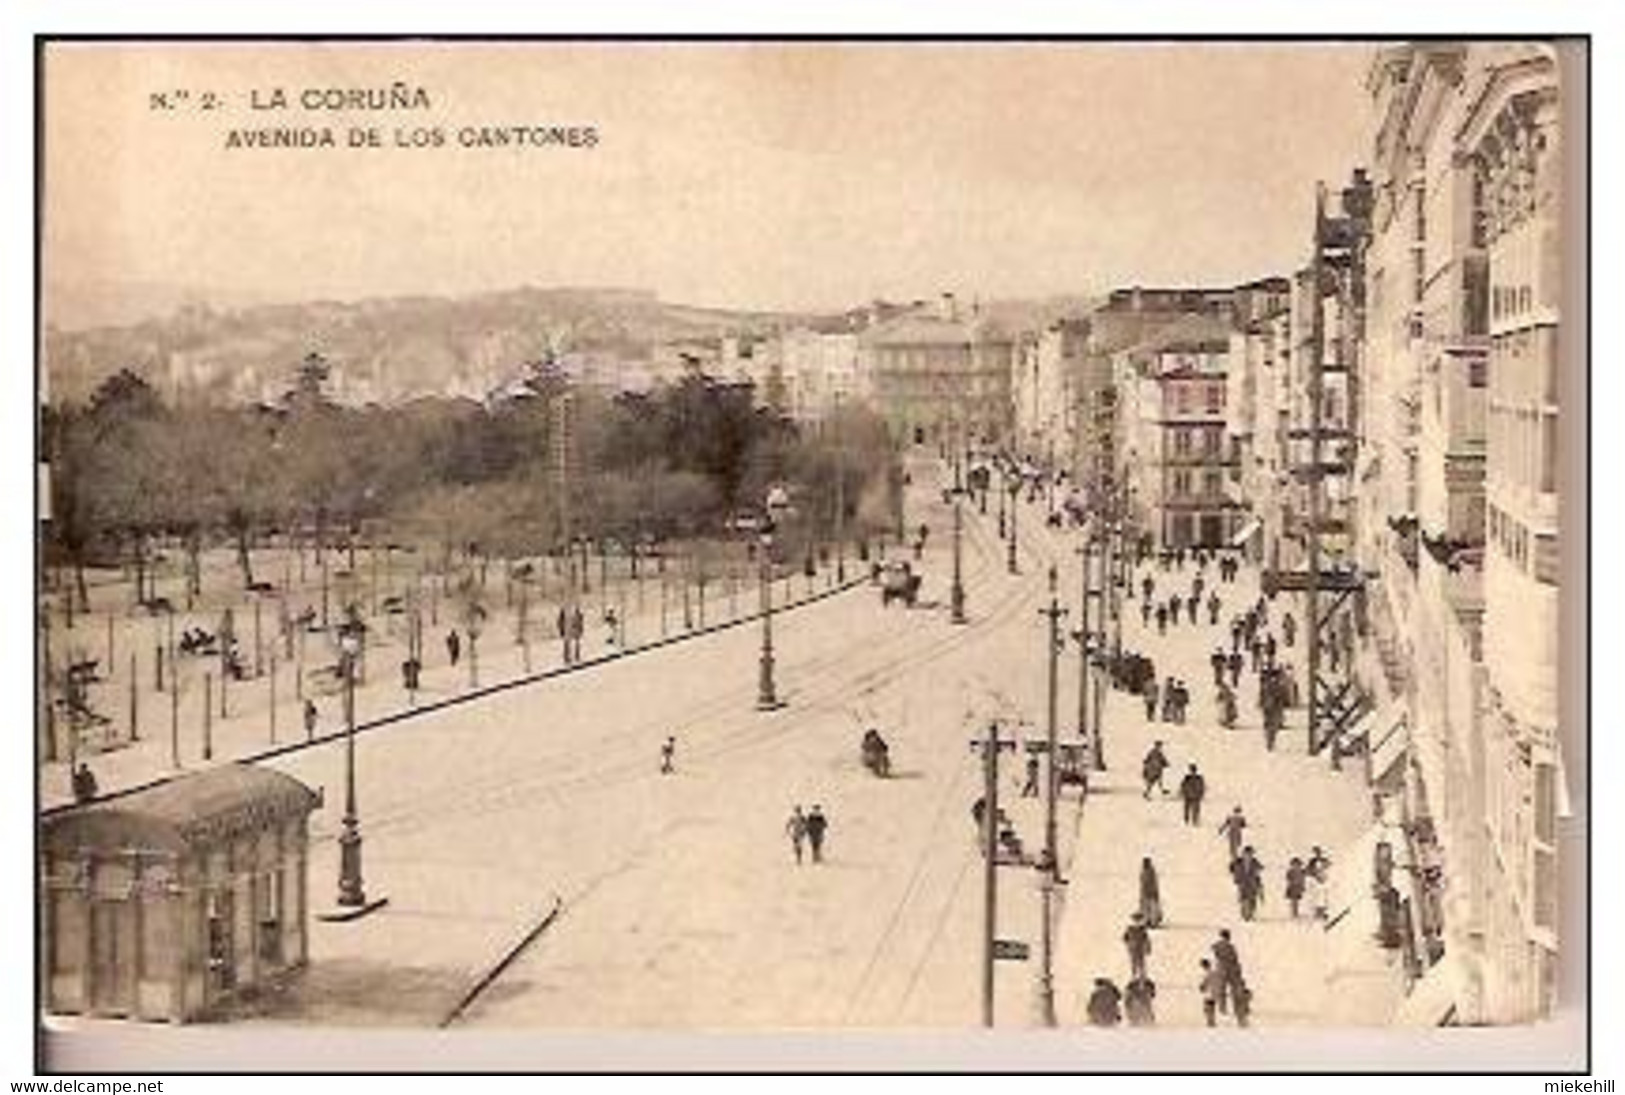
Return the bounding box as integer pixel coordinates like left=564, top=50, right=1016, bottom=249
left=971, top=720, right=1013, bottom=1028
left=1038, top=565, right=1067, bottom=1028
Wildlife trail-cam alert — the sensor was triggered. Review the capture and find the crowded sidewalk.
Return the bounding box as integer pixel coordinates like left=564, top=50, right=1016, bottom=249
left=1052, top=547, right=1403, bottom=1028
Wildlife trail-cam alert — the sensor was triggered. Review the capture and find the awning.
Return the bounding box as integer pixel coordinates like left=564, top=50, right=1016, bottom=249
left=1230, top=517, right=1263, bottom=547
left=1368, top=707, right=1409, bottom=788
left=1392, top=953, right=1472, bottom=1026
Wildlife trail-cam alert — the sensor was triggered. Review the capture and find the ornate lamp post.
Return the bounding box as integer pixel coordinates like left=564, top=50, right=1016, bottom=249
left=335, top=610, right=368, bottom=909
left=757, top=487, right=790, bottom=711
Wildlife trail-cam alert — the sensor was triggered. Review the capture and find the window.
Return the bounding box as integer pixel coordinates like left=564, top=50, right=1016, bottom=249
left=1469, top=358, right=1488, bottom=388
left=1172, top=470, right=1193, bottom=497
left=1173, top=429, right=1192, bottom=457
left=1205, top=383, right=1224, bottom=413
left=1532, top=846, right=1557, bottom=931
left=1203, top=469, right=1224, bottom=499
left=1540, top=412, right=1558, bottom=493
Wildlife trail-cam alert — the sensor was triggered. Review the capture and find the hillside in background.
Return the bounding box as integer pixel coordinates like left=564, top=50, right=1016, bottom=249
left=42, top=286, right=811, bottom=407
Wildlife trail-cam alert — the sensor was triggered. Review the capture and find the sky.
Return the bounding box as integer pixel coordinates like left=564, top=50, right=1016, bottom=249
left=43, top=41, right=1380, bottom=316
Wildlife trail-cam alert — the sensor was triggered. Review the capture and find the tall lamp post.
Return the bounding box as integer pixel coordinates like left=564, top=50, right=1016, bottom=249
left=1006, top=467, right=1020, bottom=575
left=757, top=487, right=790, bottom=711
left=950, top=479, right=968, bottom=625
left=335, top=610, right=369, bottom=909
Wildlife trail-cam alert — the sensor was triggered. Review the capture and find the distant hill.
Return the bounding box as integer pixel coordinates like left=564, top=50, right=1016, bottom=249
left=41, top=285, right=816, bottom=407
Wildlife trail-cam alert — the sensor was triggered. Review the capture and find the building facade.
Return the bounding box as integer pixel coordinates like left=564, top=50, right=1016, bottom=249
left=859, top=295, right=1015, bottom=448
left=1458, top=42, right=1565, bottom=1025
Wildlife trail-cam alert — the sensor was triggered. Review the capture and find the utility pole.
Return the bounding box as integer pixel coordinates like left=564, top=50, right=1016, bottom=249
left=1038, top=565, right=1067, bottom=1028
left=970, top=720, right=1017, bottom=1028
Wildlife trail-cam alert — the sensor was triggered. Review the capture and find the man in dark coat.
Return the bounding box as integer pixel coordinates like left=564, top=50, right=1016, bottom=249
left=1143, top=678, right=1160, bottom=722
left=1179, top=764, right=1207, bottom=826
left=1123, top=913, right=1152, bottom=979
left=1208, top=591, right=1222, bottom=625
left=1141, top=741, right=1170, bottom=798
left=805, top=805, right=829, bottom=863
left=1228, top=650, right=1244, bottom=688
left=1212, top=929, right=1242, bottom=1015
left=446, top=628, right=462, bottom=667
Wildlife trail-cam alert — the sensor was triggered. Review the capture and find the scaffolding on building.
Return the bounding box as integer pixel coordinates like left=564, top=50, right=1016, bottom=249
left=1264, top=171, right=1375, bottom=760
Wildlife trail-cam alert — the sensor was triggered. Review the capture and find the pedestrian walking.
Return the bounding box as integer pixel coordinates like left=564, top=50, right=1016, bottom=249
left=1217, top=682, right=1238, bottom=727
left=1168, top=594, right=1183, bottom=627
left=1123, top=913, right=1152, bottom=979
left=1209, top=649, right=1226, bottom=689
left=570, top=605, right=586, bottom=663
left=1139, top=856, right=1163, bottom=926
left=1124, top=975, right=1157, bottom=1026
left=1141, top=741, right=1169, bottom=798
left=1021, top=754, right=1041, bottom=798
left=1307, top=844, right=1331, bottom=881
left=1140, top=595, right=1153, bottom=627
left=1264, top=633, right=1278, bottom=666
left=1192, top=574, right=1205, bottom=603
left=805, top=805, right=828, bottom=863
left=1199, top=958, right=1224, bottom=1027
left=1232, top=979, right=1254, bottom=1028
left=1282, top=612, right=1296, bottom=648
left=445, top=628, right=461, bottom=666
left=1218, top=806, right=1248, bottom=858
left=1143, top=679, right=1160, bottom=722
left=1236, top=846, right=1264, bottom=921
left=1187, top=596, right=1199, bottom=625
left=1228, top=650, right=1243, bottom=688
left=660, top=735, right=676, bottom=774
left=1155, top=604, right=1168, bottom=634
left=1172, top=680, right=1189, bottom=724
left=1086, top=978, right=1123, bottom=1027
left=785, top=805, right=807, bottom=865
left=1306, top=860, right=1330, bottom=921
left=1212, top=929, right=1242, bottom=1015
left=1285, top=856, right=1307, bottom=918
left=1208, top=592, right=1222, bottom=625
left=303, top=698, right=318, bottom=738
left=1179, top=764, right=1206, bottom=826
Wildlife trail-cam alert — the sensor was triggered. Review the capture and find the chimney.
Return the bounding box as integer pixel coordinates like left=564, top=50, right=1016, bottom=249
left=940, top=292, right=958, bottom=322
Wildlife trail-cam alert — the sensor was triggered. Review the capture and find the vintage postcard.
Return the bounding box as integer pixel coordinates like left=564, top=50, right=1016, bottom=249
left=31, top=37, right=1587, bottom=1072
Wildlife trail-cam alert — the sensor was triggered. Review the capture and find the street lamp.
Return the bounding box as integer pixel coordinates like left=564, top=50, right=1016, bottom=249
left=757, top=530, right=779, bottom=711
left=335, top=610, right=369, bottom=909
left=950, top=481, right=967, bottom=625
left=758, top=487, right=790, bottom=711
left=1006, top=466, right=1021, bottom=575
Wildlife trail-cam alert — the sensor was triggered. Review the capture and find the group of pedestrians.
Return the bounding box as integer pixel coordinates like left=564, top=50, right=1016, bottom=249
left=784, top=805, right=830, bottom=865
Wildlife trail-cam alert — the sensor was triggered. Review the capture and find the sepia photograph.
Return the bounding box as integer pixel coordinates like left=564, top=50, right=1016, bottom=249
left=22, top=28, right=1592, bottom=1075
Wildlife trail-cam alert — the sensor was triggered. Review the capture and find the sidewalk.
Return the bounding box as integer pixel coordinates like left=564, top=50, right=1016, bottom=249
left=1050, top=554, right=1400, bottom=1028
left=41, top=553, right=873, bottom=812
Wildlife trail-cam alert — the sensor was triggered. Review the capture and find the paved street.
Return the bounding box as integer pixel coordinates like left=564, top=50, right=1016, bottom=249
left=67, top=457, right=1388, bottom=1031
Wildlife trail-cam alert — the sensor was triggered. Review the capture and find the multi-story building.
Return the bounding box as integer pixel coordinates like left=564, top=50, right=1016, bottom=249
left=1013, top=318, right=1090, bottom=477
left=1347, top=41, right=1566, bottom=1025
left=780, top=325, right=866, bottom=424
left=1119, top=314, right=1237, bottom=548
left=859, top=294, right=1015, bottom=448
left=1458, top=42, right=1565, bottom=1026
